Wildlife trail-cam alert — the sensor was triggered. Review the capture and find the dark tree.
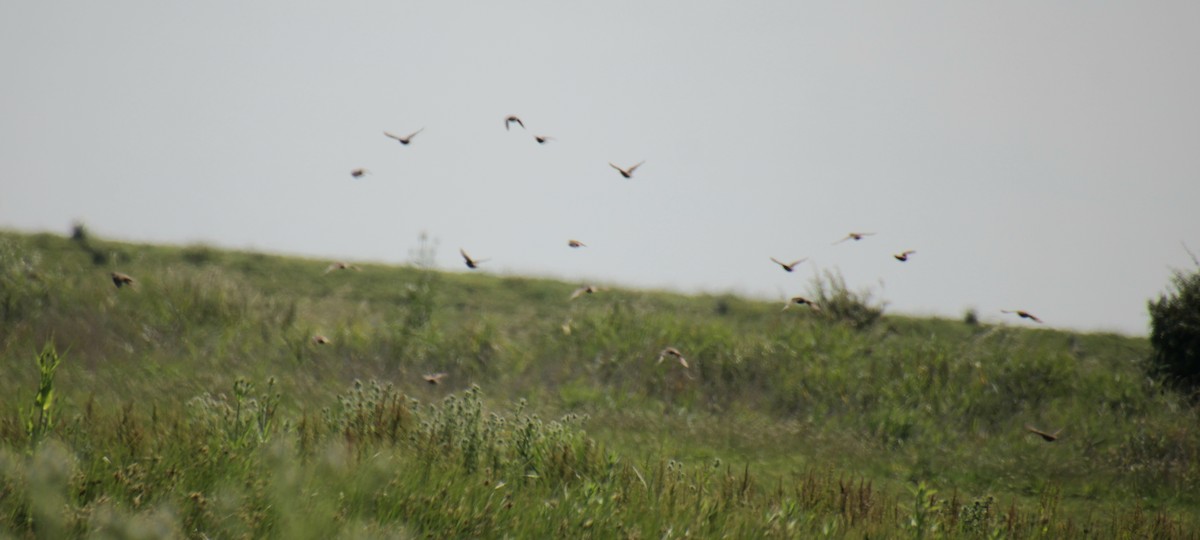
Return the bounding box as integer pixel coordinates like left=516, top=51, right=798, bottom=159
left=1148, top=264, right=1200, bottom=393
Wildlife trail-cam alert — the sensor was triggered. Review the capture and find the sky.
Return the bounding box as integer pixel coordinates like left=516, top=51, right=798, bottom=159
left=2, top=2, right=1198, bottom=336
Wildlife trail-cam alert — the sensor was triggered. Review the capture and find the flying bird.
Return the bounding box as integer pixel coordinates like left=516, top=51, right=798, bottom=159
left=505, top=116, right=524, bottom=130
left=770, top=257, right=807, bottom=272
left=783, top=296, right=821, bottom=312
left=657, top=347, right=689, bottom=368
left=110, top=272, right=135, bottom=288
left=323, top=262, right=360, bottom=274
left=423, top=372, right=448, bottom=385
left=350, top=168, right=369, bottom=178
left=384, top=128, right=424, bottom=145
left=833, top=232, right=875, bottom=245
left=312, top=335, right=331, bottom=345
left=460, top=248, right=489, bottom=269
left=1002, top=310, right=1043, bottom=323
left=534, top=135, right=554, bottom=144
left=1024, top=425, right=1061, bottom=442
left=609, top=161, right=645, bottom=179
left=568, top=239, right=586, bottom=248
left=894, top=250, right=917, bottom=262
left=570, top=285, right=599, bottom=300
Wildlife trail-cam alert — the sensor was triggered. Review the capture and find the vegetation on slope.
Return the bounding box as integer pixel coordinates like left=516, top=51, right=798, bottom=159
left=0, top=229, right=1197, bottom=538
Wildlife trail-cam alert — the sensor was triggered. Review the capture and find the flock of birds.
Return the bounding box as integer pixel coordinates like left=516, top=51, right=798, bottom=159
left=102, top=114, right=1059, bottom=443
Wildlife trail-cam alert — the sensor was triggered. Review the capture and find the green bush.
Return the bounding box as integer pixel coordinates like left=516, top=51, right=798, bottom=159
left=1148, top=266, right=1200, bottom=393
left=807, top=269, right=886, bottom=329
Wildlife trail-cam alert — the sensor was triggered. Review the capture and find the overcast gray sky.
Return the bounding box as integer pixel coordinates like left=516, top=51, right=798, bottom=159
left=3, top=2, right=1198, bottom=335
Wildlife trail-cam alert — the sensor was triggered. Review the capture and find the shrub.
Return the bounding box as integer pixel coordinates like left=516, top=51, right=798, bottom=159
left=1148, top=265, right=1200, bottom=393
left=807, top=269, right=887, bottom=329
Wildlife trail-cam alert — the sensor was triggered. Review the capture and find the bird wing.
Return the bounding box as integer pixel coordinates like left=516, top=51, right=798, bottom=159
left=405, top=128, right=424, bottom=140
left=570, top=288, right=587, bottom=300
left=1024, top=425, right=1056, bottom=440
left=770, top=257, right=787, bottom=267
left=832, top=236, right=852, bottom=245
left=383, top=131, right=402, bottom=141
left=609, top=163, right=624, bottom=173
left=628, top=161, right=645, bottom=173
left=459, top=249, right=472, bottom=263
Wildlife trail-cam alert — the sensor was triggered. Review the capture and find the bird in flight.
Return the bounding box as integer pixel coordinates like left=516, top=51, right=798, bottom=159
left=534, top=135, right=554, bottom=144
left=833, top=232, right=875, bottom=245
left=460, top=248, right=489, bottom=269
left=657, top=347, right=690, bottom=368
left=111, top=272, right=135, bottom=288
left=423, top=372, right=448, bottom=385
left=1024, top=425, right=1061, bottom=442
left=505, top=116, right=524, bottom=130
left=783, top=296, right=821, bottom=312
left=1002, top=310, right=1043, bottom=323
left=568, top=239, right=587, bottom=248
left=770, top=257, right=807, bottom=272
left=384, top=129, right=424, bottom=145
left=609, top=161, right=645, bottom=179
left=312, top=335, right=331, bottom=345
left=323, top=262, right=360, bottom=274
left=570, top=285, right=599, bottom=300
left=350, top=168, right=369, bottom=178
left=894, top=250, right=917, bottom=262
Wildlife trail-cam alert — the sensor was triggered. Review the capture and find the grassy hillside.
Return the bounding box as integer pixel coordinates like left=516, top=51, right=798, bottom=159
left=1, top=229, right=1197, bottom=538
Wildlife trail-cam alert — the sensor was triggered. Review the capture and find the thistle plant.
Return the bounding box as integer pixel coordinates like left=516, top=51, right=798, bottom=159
left=25, top=341, right=63, bottom=448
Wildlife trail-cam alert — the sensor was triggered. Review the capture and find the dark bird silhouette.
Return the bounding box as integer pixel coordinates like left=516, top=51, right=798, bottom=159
left=534, top=135, right=554, bottom=144
left=423, top=372, right=448, bottom=385
left=505, top=116, right=524, bottom=130
left=657, top=347, right=689, bottom=368
left=384, top=128, right=424, bottom=145
left=1002, top=310, right=1043, bottom=323
left=770, top=257, right=807, bottom=272
left=111, top=272, right=135, bottom=288
left=783, top=296, right=821, bottom=312
left=323, top=262, right=361, bottom=274
left=460, top=248, right=489, bottom=269
left=350, top=168, right=369, bottom=178
left=833, top=232, right=875, bottom=245
left=570, top=285, right=599, bottom=300
left=568, top=239, right=586, bottom=248
left=1025, top=425, right=1061, bottom=442
left=894, top=250, right=916, bottom=262
left=312, top=335, right=331, bottom=345
left=609, top=161, right=645, bottom=179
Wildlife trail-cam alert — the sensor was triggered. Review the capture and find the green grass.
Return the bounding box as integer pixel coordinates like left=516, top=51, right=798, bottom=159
left=0, top=229, right=1198, bottom=538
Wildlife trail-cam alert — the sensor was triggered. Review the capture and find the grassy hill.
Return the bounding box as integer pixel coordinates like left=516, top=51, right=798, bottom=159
left=1, top=229, right=1197, bottom=538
